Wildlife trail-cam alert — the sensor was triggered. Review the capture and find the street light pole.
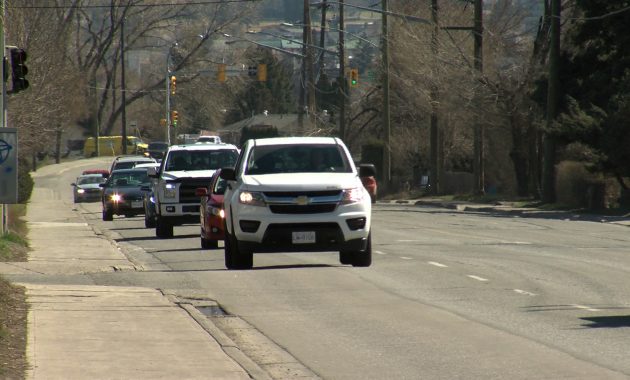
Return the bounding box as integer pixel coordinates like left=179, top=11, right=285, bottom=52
left=382, top=0, right=391, bottom=190
left=120, top=18, right=128, bottom=154
left=339, top=0, right=346, bottom=141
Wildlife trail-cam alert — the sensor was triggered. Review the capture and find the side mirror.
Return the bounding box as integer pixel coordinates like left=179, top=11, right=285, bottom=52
left=359, top=164, right=376, bottom=178
left=147, top=167, right=158, bottom=178
left=195, top=187, right=208, bottom=197
left=219, top=167, right=236, bottom=181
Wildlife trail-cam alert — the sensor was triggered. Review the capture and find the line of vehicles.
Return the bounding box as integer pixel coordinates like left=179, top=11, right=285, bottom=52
left=72, top=135, right=377, bottom=269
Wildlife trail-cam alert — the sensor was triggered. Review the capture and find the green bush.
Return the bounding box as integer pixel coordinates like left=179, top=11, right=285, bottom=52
left=17, top=159, right=33, bottom=204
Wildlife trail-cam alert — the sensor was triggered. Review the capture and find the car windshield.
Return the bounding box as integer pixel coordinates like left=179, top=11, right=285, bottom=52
left=77, top=176, right=106, bottom=185
left=245, top=144, right=351, bottom=175
left=166, top=149, right=238, bottom=171
left=108, top=171, right=150, bottom=187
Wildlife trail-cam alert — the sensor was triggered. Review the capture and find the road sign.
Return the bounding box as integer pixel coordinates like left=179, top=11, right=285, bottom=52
left=0, top=129, right=18, bottom=203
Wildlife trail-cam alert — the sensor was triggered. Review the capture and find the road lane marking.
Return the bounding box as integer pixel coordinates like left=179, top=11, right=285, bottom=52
left=375, top=250, right=387, bottom=255
left=467, top=275, right=489, bottom=282
left=396, top=239, right=423, bottom=242
left=514, top=289, right=537, bottom=296
left=571, top=304, right=600, bottom=312
left=428, top=261, right=448, bottom=268
left=400, top=256, right=413, bottom=260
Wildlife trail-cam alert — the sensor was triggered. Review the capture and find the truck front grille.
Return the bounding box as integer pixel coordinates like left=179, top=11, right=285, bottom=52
left=178, top=178, right=213, bottom=203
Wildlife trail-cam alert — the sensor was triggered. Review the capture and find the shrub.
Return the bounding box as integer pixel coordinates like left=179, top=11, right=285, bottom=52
left=17, top=159, right=33, bottom=204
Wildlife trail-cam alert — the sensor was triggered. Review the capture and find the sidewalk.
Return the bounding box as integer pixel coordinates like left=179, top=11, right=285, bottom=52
left=0, top=161, right=256, bottom=380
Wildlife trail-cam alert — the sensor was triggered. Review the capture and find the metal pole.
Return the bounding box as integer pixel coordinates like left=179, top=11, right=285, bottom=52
left=338, top=0, right=346, bottom=141
left=381, top=0, right=391, bottom=190
left=318, top=0, right=327, bottom=75
left=120, top=19, right=127, bottom=154
left=166, top=55, right=171, bottom=145
left=304, top=0, right=316, bottom=123
left=429, top=0, right=440, bottom=195
left=473, top=0, right=484, bottom=194
left=0, top=0, right=5, bottom=234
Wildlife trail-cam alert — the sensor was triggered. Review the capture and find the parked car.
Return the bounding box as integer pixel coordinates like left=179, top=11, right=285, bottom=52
left=196, top=169, right=228, bottom=249
left=144, top=141, right=169, bottom=161
left=71, top=174, right=107, bottom=203
left=359, top=164, right=377, bottom=203
left=100, top=168, right=152, bottom=221
left=109, top=155, right=156, bottom=172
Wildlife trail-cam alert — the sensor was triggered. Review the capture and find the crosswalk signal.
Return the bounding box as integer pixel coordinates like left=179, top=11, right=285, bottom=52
left=171, top=110, right=178, bottom=127
left=247, top=65, right=257, bottom=77
left=170, top=75, right=176, bottom=95
left=9, top=47, right=29, bottom=93
left=350, top=68, right=358, bottom=87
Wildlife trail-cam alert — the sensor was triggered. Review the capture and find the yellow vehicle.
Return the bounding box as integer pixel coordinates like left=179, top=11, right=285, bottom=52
left=83, top=136, right=148, bottom=157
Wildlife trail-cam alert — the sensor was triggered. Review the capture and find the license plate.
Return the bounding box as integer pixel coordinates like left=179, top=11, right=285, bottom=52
left=292, top=231, right=316, bottom=244
left=131, top=201, right=143, bottom=208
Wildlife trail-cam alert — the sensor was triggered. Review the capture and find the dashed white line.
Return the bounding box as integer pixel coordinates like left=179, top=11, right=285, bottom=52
left=374, top=250, right=387, bottom=255
left=428, top=261, right=448, bottom=268
left=514, top=289, right=537, bottom=296
left=400, top=256, right=413, bottom=260
left=571, top=304, right=600, bottom=312
left=467, top=275, right=489, bottom=282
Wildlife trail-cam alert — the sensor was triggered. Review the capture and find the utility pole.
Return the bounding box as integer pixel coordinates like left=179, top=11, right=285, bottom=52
left=120, top=18, right=128, bottom=154
left=381, top=0, right=391, bottom=190
left=542, top=0, right=560, bottom=203
left=429, top=0, right=440, bottom=194
left=0, top=0, right=5, bottom=235
left=338, top=0, right=346, bottom=141
left=304, top=0, right=316, bottom=123
left=318, top=0, right=328, bottom=75
left=473, top=0, right=484, bottom=194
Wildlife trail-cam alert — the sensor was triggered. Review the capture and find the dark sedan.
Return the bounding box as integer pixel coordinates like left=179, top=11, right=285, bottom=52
left=101, top=169, right=152, bottom=221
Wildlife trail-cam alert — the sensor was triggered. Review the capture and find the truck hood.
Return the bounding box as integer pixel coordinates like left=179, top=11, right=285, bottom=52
left=161, top=170, right=216, bottom=181
left=242, top=172, right=360, bottom=191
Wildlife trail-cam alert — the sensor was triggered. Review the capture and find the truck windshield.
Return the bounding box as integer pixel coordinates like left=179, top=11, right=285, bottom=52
left=166, top=149, right=238, bottom=171
left=246, top=144, right=351, bottom=175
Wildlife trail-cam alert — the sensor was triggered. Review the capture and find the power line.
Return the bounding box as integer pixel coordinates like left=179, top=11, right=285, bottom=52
left=9, top=0, right=261, bottom=9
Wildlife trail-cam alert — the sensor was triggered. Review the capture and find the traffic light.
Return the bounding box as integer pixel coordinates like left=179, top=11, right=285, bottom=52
left=247, top=65, right=257, bottom=77
left=257, top=63, right=267, bottom=82
left=9, top=47, right=29, bottom=93
left=170, top=75, right=176, bottom=95
left=171, top=110, right=178, bottom=127
left=350, top=68, right=358, bottom=87
left=217, top=64, right=226, bottom=82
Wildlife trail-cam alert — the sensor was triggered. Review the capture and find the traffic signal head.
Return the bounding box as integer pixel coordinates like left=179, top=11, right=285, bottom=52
left=350, top=69, right=358, bottom=86
left=248, top=65, right=257, bottom=77
left=9, top=48, right=29, bottom=93
left=170, top=75, right=176, bottom=95
left=171, top=110, right=178, bottom=126
left=257, top=63, right=267, bottom=82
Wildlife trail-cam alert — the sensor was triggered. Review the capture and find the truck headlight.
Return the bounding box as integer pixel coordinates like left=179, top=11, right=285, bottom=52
left=341, top=187, right=366, bottom=204
left=239, top=191, right=266, bottom=207
left=110, top=193, right=123, bottom=203
left=77, top=189, right=85, bottom=194
left=164, top=183, right=177, bottom=199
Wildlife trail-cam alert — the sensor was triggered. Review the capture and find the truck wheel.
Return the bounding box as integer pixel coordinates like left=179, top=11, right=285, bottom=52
left=144, top=212, right=156, bottom=228
left=102, top=208, right=113, bottom=221
left=351, top=233, right=372, bottom=267
left=339, top=251, right=353, bottom=265
left=155, top=217, right=173, bottom=239
left=224, top=219, right=253, bottom=269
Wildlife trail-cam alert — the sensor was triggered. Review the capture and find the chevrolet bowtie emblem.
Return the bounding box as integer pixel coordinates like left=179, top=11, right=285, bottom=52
left=295, top=196, right=309, bottom=205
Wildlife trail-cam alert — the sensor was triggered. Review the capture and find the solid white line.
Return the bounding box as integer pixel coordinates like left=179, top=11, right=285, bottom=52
left=571, top=304, right=601, bottom=312
left=428, top=261, right=448, bottom=268
left=467, top=275, right=489, bottom=282
left=514, top=289, right=537, bottom=296
left=396, top=240, right=423, bottom=242
left=374, top=250, right=387, bottom=255
left=400, top=256, right=413, bottom=260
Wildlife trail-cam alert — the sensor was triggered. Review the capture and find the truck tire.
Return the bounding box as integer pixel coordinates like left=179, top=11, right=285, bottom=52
left=102, top=208, right=113, bottom=221
left=224, top=219, right=253, bottom=269
left=155, top=217, right=174, bottom=239
left=339, top=251, right=353, bottom=265
left=351, top=233, right=372, bottom=267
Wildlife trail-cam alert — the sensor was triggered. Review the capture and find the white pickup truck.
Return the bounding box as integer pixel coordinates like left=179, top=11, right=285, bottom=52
left=148, top=143, right=239, bottom=238
left=220, top=137, right=375, bottom=269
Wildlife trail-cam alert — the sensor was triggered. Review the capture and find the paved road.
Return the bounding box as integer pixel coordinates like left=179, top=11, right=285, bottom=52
left=16, top=158, right=630, bottom=379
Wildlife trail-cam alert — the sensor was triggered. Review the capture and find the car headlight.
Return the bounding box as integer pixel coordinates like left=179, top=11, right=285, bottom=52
left=76, top=189, right=85, bottom=194
left=164, top=183, right=177, bottom=199
left=210, top=206, right=225, bottom=218
left=110, top=194, right=123, bottom=203
left=341, top=187, right=366, bottom=204
left=239, top=191, right=266, bottom=207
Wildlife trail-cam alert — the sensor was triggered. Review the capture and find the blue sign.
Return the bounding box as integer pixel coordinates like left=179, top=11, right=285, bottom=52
left=0, top=129, right=18, bottom=203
